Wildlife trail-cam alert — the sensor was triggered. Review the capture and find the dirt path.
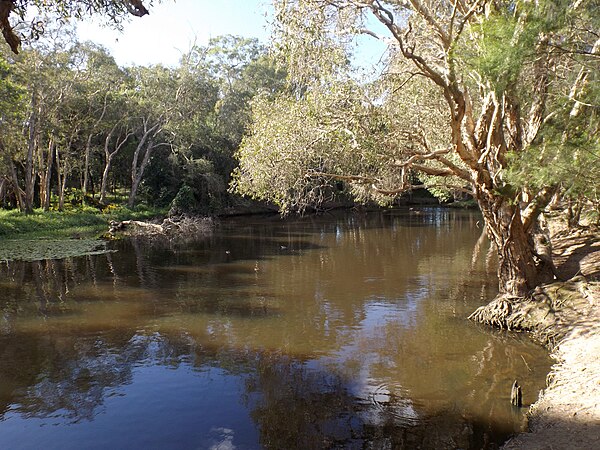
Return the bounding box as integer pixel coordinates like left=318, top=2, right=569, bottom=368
left=502, top=229, right=600, bottom=449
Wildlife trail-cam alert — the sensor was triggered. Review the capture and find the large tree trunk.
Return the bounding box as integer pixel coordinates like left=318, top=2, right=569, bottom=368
left=478, top=198, right=539, bottom=297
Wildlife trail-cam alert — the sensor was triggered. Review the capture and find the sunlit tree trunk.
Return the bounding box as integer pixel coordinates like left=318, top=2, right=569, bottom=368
left=100, top=124, right=132, bottom=205
left=128, top=139, right=156, bottom=209
left=41, top=138, right=54, bottom=211
left=56, top=146, right=69, bottom=211
left=24, top=92, right=38, bottom=213
left=128, top=118, right=164, bottom=208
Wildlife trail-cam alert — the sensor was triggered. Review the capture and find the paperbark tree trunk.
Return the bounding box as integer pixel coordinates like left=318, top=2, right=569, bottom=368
left=476, top=193, right=543, bottom=297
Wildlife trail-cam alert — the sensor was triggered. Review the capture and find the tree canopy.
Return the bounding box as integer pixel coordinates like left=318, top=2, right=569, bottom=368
left=0, top=30, right=284, bottom=215
left=234, top=0, right=600, bottom=297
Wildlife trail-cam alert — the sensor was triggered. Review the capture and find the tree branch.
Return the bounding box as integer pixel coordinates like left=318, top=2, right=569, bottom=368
left=0, top=0, right=20, bottom=53
left=125, top=0, right=149, bottom=17
left=408, top=0, right=450, bottom=47
left=522, top=185, right=557, bottom=232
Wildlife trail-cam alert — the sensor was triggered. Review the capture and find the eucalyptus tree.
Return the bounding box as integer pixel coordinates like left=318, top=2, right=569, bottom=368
left=203, top=36, right=286, bottom=149
left=66, top=45, right=136, bottom=205
left=126, top=64, right=178, bottom=208
left=99, top=118, right=134, bottom=205
left=234, top=0, right=600, bottom=299
left=71, top=42, right=129, bottom=201
left=34, top=38, right=97, bottom=211
left=5, top=43, right=63, bottom=213
left=1, top=34, right=133, bottom=211
left=154, top=37, right=285, bottom=214
left=151, top=49, right=221, bottom=211
left=4, top=31, right=95, bottom=212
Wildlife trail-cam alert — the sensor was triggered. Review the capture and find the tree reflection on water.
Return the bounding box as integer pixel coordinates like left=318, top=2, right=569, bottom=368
left=0, top=211, right=551, bottom=449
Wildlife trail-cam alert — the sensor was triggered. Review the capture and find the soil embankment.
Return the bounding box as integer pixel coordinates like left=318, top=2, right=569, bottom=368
left=496, top=228, right=600, bottom=449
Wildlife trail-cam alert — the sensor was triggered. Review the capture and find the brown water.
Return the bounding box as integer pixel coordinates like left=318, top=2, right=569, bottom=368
left=0, top=209, right=551, bottom=449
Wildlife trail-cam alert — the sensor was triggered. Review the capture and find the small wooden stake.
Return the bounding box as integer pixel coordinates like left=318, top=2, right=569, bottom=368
left=511, top=380, right=523, bottom=407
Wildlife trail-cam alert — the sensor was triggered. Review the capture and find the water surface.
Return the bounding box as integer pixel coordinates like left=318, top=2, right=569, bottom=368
left=0, top=209, right=552, bottom=449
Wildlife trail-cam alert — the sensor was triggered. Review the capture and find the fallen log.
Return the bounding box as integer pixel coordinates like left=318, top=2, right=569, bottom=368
left=107, top=216, right=214, bottom=239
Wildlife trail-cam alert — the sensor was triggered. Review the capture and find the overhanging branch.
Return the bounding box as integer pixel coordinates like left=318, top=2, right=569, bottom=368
left=304, top=170, right=473, bottom=197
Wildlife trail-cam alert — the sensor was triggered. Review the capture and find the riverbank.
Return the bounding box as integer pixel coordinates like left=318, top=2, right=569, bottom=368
left=0, top=206, right=166, bottom=240
left=500, top=227, right=600, bottom=449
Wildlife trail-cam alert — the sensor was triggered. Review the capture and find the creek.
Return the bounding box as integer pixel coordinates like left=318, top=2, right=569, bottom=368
left=0, top=209, right=552, bottom=449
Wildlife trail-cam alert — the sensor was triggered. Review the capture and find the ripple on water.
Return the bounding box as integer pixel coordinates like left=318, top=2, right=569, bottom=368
left=360, top=381, right=420, bottom=427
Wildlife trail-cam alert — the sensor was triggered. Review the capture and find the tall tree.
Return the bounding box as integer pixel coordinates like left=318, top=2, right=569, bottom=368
left=126, top=65, right=175, bottom=208
left=234, top=0, right=600, bottom=299
left=71, top=42, right=128, bottom=201
left=99, top=120, right=133, bottom=204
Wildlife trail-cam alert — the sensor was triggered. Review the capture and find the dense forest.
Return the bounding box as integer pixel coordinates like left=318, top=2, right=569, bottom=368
left=0, top=27, right=285, bottom=215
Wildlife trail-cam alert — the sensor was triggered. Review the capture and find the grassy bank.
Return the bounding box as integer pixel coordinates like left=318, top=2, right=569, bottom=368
left=0, top=206, right=167, bottom=240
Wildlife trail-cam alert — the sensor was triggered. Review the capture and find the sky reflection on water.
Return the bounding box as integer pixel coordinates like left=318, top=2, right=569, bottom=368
left=0, top=209, right=552, bottom=449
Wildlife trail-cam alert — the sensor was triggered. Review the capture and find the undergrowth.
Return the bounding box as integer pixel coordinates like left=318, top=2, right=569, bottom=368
left=0, top=205, right=167, bottom=240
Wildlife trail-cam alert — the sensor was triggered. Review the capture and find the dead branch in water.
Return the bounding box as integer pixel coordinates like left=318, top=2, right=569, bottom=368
left=107, top=215, right=214, bottom=240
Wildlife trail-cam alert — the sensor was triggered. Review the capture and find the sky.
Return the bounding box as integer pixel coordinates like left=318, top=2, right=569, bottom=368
left=76, top=0, right=273, bottom=67
left=75, top=0, right=388, bottom=72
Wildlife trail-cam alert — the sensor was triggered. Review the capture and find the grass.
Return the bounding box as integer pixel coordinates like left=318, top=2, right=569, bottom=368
left=0, top=205, right=167, bottom=240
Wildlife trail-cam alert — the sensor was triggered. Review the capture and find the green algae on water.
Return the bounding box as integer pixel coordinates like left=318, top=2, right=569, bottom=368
left=0, top=239, right=114, bottom=262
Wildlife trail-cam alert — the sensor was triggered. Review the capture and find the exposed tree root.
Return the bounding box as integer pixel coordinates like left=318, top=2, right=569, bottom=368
left=468, top=277, right=593, bottom=349
left=471, top=226, right=600, bottom=449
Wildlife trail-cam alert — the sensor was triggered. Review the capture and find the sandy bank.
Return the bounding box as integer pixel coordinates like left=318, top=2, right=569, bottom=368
left=498, top=228, right=600, bottom=449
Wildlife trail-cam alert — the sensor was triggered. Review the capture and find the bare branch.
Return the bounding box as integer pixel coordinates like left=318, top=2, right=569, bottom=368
left=454, top=0, right=487, bottom=40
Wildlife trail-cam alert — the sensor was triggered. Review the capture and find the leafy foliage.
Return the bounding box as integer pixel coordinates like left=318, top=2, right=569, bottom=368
left=1, top=28, right=285, bottom=216
left=234, top=58, right=464, bottom=212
